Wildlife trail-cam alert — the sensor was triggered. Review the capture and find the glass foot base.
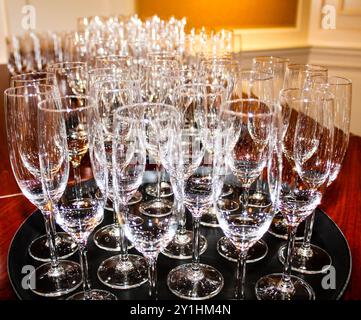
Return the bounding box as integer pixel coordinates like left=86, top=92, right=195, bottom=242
left=93, top=224, right=134, bottom=251
left=167, top=264, right=224, bottom=300
left=139, top=199, right=173, bottom=217
left=255, top=273, right=315, bottom=300
left=28, top=232, right=77, bottom=262
left=217, top=237, right=268, bottom=263
left=30, top=260, right=82, bottom=297
left=278, top=243, right=332, bottom=274
left=97, top=254, right=148, bottom=289
left=221, top=184, right=234, bottom=197
left=200, top=208, right=219, bottom=228
left=145, top=182, right=173, bottom=198
left=68, top=289, right=117, bottom=300
left=201, top=197, right=239, bottom=228
left=162, top=231, right=207, bottom=260
left=268, top=213, right=304, bottom=240
left=105, top=192, right=143, bottom=211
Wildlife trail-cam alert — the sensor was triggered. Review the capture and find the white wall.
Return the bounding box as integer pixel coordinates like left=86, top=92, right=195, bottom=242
left=307, top=0, right=361, bottom=136
left=0, top=0, right=135, bottom=64
left=6, top=0, right=135, bottom=34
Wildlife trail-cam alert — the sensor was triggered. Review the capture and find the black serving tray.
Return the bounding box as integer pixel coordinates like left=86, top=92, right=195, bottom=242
left=8, top=173, right=351, bottom=300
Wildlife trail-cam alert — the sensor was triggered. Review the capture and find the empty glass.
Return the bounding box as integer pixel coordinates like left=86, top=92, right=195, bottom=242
left=279, top=76, right=352, bottom=274
left=38, top=94, right=116, bottom=300
left=217, top=98, right=278, bottom=299
left=5, top=85, right=82, bottom=297
left=255, top=88, right=334, bottom=300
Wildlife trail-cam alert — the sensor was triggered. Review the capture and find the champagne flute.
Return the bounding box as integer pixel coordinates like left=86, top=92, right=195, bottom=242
left=48, top=62, right=89, bottom=199
left=113, top=104, right=179, bottom=298
left=255, top=87, right=334, bottom=300
left=167, top=84, right=224, bottom=300
left=217, top=98, right=278, bottom=299
left=279, top=76, right=352, bottom=274
left=162, top=83, right=213, bottom=260
left=38, top=94, right=117, bottom=300
left=142, top=57, right=180, bottom=203
left=91, top=78, right=141, bottom=252
left=217, top=70, right=274, bottom=263
left=268, top=63, right=328, bottom=240
left=10, top=72, right=78, bottom=262
left=5, top=85, right=82, bottom=297
left=95, top=85, right=148, bottom=290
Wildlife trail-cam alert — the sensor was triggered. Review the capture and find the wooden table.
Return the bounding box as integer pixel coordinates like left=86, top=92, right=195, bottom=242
left=0, top=65, right=360, bottom=300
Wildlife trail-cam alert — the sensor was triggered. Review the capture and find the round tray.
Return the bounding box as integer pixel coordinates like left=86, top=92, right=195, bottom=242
left=8, top=176, right=351, bottom=300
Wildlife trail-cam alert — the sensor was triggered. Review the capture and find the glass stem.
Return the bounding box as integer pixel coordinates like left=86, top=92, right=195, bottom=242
left=147, top=256, right=158, bottom=298
left=73, top=165, right=82, bottom=199
left=235, top=250, right=248, bottom=300
left=78, top=243, right=91, bottom=300
left=42, top=208, right=59, bottom=269
left=119, top=202, right=129, bottom=262
left=242, top=186, right=250, bottom=214
left=300, top=211, right=315, bottom=256
left=156, top=162, right=162, bottom=199
left=177, top=202, right=187, bottom=236
left=192, top=216, right=201, bottom=271
left=279, top=224, right=297, bottom=295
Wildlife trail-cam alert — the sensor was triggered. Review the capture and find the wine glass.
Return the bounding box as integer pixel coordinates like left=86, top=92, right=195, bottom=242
left=142, top=56, right=180, bottom=202
left=279, top=76, right=352, bottom=274
left=268, top=63, right=328, bottom=240
left=5, top=85, right=82, bottom=297
left=91, top=78, right=141, bottom=252
left=38, top=94, right=117, bottom=300
left=95, top=83, right=148, bottom=289
left=162, top=83, right=213, bottom=260
left=216, top=98, right=278, bottom=299
left=112, top=104, right=179, bottom=298
left=198, top=59, right=241, bottom=228
left=252, top=56, right=289, bottom=99
left=167, top=84, right=225, bottom=300
left=217, top=70, right=274, bottom=263
left=255, top=87, right=334, bottom=300
left=138, top=102, right=179, bottom=218
left=10, top=72, right=78, bottom=262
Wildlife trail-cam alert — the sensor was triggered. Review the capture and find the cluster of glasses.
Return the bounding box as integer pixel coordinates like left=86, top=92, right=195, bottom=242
left=5, top=47, right=351, bottom=300
left=7, top=14, right=236, bottom=76
left=7, top=31, right=65, bottom=75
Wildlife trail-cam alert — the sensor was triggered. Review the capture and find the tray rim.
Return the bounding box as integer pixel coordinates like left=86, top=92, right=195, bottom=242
left=7, top=207, right=352, bottom=300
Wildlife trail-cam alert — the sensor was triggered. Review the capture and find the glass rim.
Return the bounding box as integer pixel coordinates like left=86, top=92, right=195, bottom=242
left=38, top=94, right=93, bottom=113
left=176, top=82, right=227, bottom=91
left=91, top=78, right=140, bottom=85
left=11, top=71, right=55, bottom=83
left=279, top=87, right=335, bottom=102
left=222, top=98, right=274, bottom=116
left=238, top=69, right=274, bottom=81
left=113, top=102, right=180, bottom=118
left=47, top=61, right=88, bottom=71
left=4, top=84, right=55, bottom=98
left=88, top=66, right=131, bottom=74
left=311, top=75, right=352, bottom=86
left=286, top=63, right=328, bottom=72
left=95, top=54, right=130, bottom=61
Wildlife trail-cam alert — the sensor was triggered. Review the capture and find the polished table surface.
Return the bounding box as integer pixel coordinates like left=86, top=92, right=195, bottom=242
left=0, top=64, right=360, bottom=300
